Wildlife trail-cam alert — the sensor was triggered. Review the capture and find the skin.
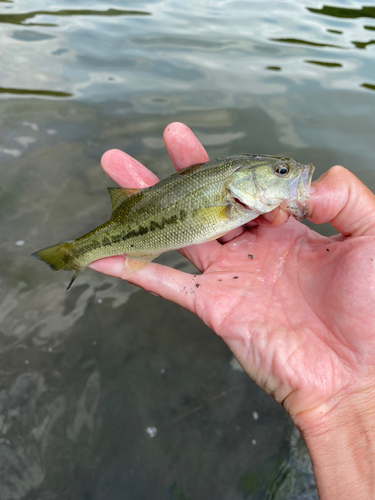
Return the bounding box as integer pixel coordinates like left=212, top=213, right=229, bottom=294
left=90, top=122, right=375, bottom=498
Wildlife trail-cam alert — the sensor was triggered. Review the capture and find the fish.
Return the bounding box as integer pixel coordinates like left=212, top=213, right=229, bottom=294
left=32, top=154, right=314, bottom=289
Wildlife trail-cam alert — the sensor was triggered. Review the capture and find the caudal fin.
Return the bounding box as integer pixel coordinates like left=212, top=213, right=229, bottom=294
left=32, top=241, right=83, bottom=290
left=32, top=241, right=74, bottom=271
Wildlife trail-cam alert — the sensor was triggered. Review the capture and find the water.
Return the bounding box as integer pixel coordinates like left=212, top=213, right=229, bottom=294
left=1, top=0, right=375, bottom=498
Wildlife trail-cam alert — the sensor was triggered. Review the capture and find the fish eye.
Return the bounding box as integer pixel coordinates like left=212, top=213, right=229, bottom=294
left=275, top=163, right=290, bottom=176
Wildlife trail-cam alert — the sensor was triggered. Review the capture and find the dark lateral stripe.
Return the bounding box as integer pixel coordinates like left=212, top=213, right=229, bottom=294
left=73, top=210, right=188, bottom=257
left=120, top=212, right=185, bottom=241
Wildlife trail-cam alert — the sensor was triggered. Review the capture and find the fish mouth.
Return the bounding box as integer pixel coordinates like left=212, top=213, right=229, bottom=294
left=280, top=163, right=315, bottom=221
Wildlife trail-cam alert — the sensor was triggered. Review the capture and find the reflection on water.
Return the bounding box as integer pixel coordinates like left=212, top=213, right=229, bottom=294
left=1, top=0, right=375, bottom=498
left=0, top=87, right=72, bottom=97
left=304, top=60, right=342, bottom=67
left=362, top=82, right=375, bottom=91
left=308, top=5, right=375, bottom=19
left=0, top=8, right=150, bottom=27
left=271, top=38, right=343, bottom=48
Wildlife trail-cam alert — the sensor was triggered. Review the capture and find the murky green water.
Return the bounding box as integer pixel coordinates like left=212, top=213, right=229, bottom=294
left=1, top=1, right=375, bottom=498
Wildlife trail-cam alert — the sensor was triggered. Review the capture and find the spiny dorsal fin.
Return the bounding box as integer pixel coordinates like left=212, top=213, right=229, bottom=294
left=108, top=187, right=142, bottom=211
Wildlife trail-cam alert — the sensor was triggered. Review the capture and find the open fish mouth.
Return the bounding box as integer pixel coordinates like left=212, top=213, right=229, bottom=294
left=280, top=163, right=315, bottom=220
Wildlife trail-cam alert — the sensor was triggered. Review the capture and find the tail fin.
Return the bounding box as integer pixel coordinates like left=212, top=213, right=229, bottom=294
left=32, top=241, right=74, bottom=271
left=32, top=241, right=83, bottom=290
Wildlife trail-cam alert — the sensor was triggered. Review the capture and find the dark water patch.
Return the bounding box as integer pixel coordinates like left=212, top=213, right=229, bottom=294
left=10, top=29, right=55, bottom=42
left=131, top=35, right=225, bottom=51
left=352, top=39, right=375, bottom=49
left=52, top=48, right=69, bottom=56
left=327, top=29, right=342, bottom=34
left=76, top=54, right=147, bottom=71
left=361, top=83, right=375, bottom=91
left=308, top=5, right=375, bottom=20
left=266, top=66, right=281, bottom=71
left=305, top=60, right=342, bottom=68
left=271, top=38, right=343, bottom=49
left=0, top=8, right=151, bottom=27
left=0, top=87, right=72, bottom=98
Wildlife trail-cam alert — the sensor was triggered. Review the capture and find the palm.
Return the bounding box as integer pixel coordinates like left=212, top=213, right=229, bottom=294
left=180, top=220, right=375, bottom=422
left=91, top=122, right=375, bottom=427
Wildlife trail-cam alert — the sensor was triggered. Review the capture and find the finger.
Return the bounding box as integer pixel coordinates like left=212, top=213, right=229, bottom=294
left=254, top=208, right=290, bottom=228
left=217, top=207, right=289, bottom=244
left=217, top=226, right=246, bottom=244
left=101, top=149, right=159, bottom=188
left=308, top=165, right=375, bottom=237
left=163, top=122, right=210, bottom=170
left=178, top=240, right=221, bottom=272
left=89, top=257, right=197, bottom=313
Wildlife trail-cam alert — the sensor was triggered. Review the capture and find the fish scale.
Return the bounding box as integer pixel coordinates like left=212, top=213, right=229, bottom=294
left=32, top=154, right=314, bottom=289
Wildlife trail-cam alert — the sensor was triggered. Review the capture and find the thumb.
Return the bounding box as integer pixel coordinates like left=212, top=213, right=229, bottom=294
left=308, top=166, right=375, bottom=237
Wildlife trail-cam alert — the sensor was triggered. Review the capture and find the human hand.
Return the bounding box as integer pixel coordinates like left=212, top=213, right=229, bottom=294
left=91, top=122, right=375, bottom=423
left=91, top=122, right=375, bottom=497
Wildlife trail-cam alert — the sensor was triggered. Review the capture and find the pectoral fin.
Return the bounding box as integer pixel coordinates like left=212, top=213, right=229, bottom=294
left=192, top=204, right=230, bottom=222
left=205, top=231, right=228, bottom=242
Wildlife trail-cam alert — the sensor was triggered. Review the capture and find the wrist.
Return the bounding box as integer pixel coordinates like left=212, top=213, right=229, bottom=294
left=294, top=390, right=375, bottom=500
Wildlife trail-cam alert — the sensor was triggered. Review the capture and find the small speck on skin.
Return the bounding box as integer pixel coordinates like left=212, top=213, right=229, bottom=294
left=196, top=284, right=200, bottom=288
left=15, top=240, right=25, bottom=246
left=233, top=276, right=239, bottom=279
left=218, top=279, right=222, bottom=281
left=371, top=258, right=373, bottom=261
left=326, top=248, right=330, bottom=252
left=248, top=254, right=253, bottom=259
left=253, top=411, right=259, bottom=420
left=146, top=426, right=157, bottom=438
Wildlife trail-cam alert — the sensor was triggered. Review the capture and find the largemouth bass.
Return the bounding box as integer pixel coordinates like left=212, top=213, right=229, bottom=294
left=32, top=155, right=314, bottom=289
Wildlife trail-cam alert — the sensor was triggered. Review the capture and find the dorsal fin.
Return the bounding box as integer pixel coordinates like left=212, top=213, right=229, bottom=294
left=108, top=187, right=142, bottom=211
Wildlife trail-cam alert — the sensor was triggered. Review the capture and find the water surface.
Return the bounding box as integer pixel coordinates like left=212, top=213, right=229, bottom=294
left=1, top=0, right=375, bottom=498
